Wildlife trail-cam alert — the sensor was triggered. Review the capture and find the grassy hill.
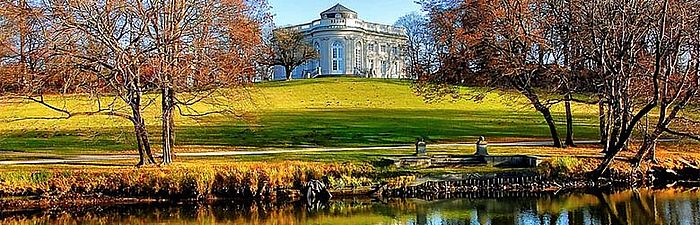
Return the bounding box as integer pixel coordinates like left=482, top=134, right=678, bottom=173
left=0, top=78, right=600, bottom=155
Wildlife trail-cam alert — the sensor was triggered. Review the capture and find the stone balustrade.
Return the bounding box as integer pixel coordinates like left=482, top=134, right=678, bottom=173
left=282, top=19, right=407, bottom=36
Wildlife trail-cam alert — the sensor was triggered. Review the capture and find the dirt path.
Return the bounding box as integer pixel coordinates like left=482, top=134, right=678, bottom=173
left=0, top=140, right=605, bottom=165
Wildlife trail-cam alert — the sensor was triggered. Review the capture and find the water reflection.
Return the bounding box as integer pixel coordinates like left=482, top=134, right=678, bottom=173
left=1, top=188, right=699, bottom=225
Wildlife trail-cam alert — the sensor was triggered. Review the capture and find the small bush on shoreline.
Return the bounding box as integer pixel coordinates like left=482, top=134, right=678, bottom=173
left=539, top=157, right=585, bottom=178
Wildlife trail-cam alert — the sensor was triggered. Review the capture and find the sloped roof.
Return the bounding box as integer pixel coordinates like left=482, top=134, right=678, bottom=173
left=321, top=4, right=357, bottom=15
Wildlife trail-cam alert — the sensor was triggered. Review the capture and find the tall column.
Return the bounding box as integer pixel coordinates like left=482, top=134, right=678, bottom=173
left=345, top=37, right=353, bottom=74
left=320, top=38, right=329, bottom=75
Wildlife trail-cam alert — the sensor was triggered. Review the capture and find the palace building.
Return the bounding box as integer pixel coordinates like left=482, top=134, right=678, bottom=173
left=272, top=4, right=408, bottom=80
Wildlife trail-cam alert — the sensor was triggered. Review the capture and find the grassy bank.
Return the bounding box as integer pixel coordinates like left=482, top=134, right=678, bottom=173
left=0, top=78, right=600, bottom=157
left=0, top=162, right=375, bottom=200
left=2, top=143, right=700, bottom=203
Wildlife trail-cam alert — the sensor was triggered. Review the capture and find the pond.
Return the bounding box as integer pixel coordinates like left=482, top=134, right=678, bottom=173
left=1, top=188, right=699, bottom=225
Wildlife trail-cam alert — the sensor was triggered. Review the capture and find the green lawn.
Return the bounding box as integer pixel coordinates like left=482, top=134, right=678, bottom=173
left=0, top=145, right=587, bottom=178
left=0, top=78, right=600, bottom=156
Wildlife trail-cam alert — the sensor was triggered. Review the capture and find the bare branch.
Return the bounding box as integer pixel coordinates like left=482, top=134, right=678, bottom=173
left=664, top=128, right=700, bottom=142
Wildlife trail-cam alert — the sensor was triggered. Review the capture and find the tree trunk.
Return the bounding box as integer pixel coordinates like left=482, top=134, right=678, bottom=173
left=632, top=126, right=664, bottom=170
left=593, top=99, right=658, bottom=178
left=540, top=107, right=563, bottom=148
left=512, top=78, right=563, bottom=148
left=137, top=119, right=156, bottom=165
left=565, top=93, right=576, bottom=147
left=161, top=86, right=174, bottom=165
left=130, top=94, right=156, bottom=166
left=285, top=66, right=293, bottom=81
left=591, top=145, right=620, bottom=177
left=133, top=119, right=146, bottom=166
left=599, top=98, right=608, bottom=150
left=632, top=138, right=658, bottom=171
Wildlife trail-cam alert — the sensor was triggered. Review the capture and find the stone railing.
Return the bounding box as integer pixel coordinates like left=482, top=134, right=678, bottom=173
left=282, top=19, right=407, bottom=37
left=307, top=67, right=322, bottom=78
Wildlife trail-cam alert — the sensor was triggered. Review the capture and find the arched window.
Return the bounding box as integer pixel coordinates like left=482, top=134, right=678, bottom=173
left=331, top=41, right=344, bottom=74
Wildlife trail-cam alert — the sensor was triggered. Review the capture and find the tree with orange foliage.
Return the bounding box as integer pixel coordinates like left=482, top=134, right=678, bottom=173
left=420, top=0, right=566, bottom=148
left=143, top=0, right=271, bottom=164
left=422, top=0, right=700, bottom=176
left=1, top=0, right=271, bottom=166
left=0, top=0, right=55, bottom=94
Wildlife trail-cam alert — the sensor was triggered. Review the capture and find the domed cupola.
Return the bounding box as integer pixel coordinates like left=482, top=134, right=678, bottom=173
left=320, top=4, right=358, bottom=19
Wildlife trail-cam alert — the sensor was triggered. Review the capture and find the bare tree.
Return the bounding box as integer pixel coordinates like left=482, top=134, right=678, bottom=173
left=419, top=0, right=565, bottom=148
left=628, top=0, right=700, bottom=170
left=268, top=28, right=318, bottom=81
left=144, top=0, right=271, bottom=164
left=419, top=0, right=699, bottom=176
left=44, top=0, right=161, bottom=166
left=544, top=0, right=577, bottom=147
left=0, top=0, right=54, bottom=94
left=395, top=12, right=437, bottom=79
left=2, top=0, right=271, bottom=166
left=575, top=0, right=696, bottom=176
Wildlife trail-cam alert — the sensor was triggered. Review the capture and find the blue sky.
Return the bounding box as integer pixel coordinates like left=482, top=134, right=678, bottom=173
left=268, top=0, right=422, bottom=26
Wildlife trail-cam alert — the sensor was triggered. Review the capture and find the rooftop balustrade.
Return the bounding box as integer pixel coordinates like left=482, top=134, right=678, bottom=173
left=281, top=18, right=407, bottom=37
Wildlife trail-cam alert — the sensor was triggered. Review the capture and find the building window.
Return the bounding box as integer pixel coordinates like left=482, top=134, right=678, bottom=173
left=368, top=43, right=374, bottom=52
left=392, top=47, right=398, bottom=55
left=331, top=41, right=344, bottom=73
left=332, top=46, right=338, bottom=71
left=381, top=45, right=386, bottom=53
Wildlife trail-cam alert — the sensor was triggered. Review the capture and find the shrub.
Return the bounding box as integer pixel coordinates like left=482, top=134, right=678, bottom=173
left=385, top=176, right=416, bottom=189
left=539, top=157, right=584, bottom=178
left=30, top=170, right=52, bottom=184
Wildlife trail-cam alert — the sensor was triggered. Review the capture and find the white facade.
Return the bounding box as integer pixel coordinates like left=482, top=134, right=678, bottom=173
left=273, top=4, right=408, bottom=80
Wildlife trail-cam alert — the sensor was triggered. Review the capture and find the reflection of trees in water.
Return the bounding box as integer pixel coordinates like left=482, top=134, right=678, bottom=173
left=591, top=189, right=700, bottom=225
left=405, top=189, right=700, bottom=225
left=2, top=189, right=700, bottom=225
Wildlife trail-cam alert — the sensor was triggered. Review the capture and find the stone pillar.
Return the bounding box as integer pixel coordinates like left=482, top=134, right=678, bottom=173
left=346, top=37, right=353, bottom=74
left=475, top=136, right=488, bottom=156
left=415, top=138, right=427, bottom=156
